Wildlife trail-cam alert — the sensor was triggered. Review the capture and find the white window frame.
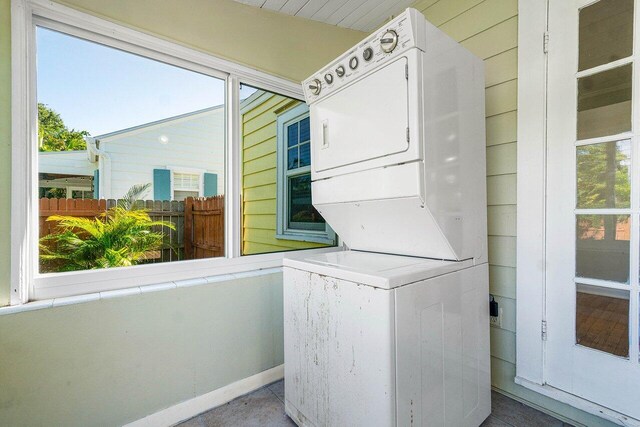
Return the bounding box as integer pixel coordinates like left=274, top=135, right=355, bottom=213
left=66, top=186, right=93, bottom=199
left=275, top=104, right=335, bottom=244
left=515, top=0, right=548, bottom=388
left=10, top=0, right=337, bottom=304
left=168, top=166, right=206, bottom=199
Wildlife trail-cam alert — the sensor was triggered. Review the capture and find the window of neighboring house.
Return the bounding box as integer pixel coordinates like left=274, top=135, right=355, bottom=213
left=279, top=108, right=325, bottom=233
left=69, top=188, right=93, bottom=199
left=172, top=172, right=201, bottom=201
left=12, top=1, right=332, bottom=302
left=239, top=85, right=335, bottom=256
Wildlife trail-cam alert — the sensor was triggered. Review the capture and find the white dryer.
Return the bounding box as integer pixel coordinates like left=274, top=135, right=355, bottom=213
left=284, top=8, right=490, bottom=427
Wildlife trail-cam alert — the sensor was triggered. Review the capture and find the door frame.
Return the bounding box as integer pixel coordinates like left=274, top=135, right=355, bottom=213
left=516, top=1, right=640, bottom=425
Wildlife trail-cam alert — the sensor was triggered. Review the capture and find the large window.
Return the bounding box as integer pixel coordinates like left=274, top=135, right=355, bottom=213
left=36, top=26, right=226, bottom=274
left=12, top=1, right=335, bottom=302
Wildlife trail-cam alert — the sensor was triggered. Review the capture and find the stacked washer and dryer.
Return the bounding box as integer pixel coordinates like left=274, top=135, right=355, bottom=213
left=283, top=8, right=490, bottom=427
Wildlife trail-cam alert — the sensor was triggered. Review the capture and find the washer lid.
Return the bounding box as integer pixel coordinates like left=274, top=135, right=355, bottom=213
left=283, top=250, right=474, bottom=290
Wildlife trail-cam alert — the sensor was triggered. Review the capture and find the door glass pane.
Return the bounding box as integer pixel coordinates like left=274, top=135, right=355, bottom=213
left=576, top=139, right=631, bottom=208
left=577, top=64, right=632, bottom=140
left=576, top=284, right=629, bottom=357
left=576, top=214, right=630, bottom=282
left=579, top=0, right=634, bottom=71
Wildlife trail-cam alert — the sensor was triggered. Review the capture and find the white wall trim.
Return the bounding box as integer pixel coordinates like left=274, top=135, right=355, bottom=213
left=11, top=0, right=36, bottom=305
left=0, top=267, right=283, bottom=316
left=516, top=0, right=549, bottom=385
left=515, top=377, right=640, bottom=427
left=124, top=364, right=285, bottom=427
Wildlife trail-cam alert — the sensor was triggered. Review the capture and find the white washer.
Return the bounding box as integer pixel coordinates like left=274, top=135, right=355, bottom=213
left=283, top=251, right=490, bottom=426
left=285, top=7, right=490, bottom=426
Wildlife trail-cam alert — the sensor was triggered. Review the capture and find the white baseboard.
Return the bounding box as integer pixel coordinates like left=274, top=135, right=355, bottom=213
left=125, top=364, right=284, bottom=427
left=514, top=376, right=640, bottom=427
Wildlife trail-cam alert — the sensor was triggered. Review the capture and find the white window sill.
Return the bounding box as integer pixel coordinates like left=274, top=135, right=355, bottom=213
left=30, top=246, right=339, bottom=300
left=0, top=267, right=283, bottom=316
left=276, top=232, right=335, bottom=245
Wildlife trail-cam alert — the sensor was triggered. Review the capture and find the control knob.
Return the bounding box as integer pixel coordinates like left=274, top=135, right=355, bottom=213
left=308, top=79, right=322, bottom=95
left=324, top=73, right=334, bottom=84
left=380, top=30, right=398, bottom=53
left=336, top=66, right=345, bottom=77
left=349, top=56, right=359, bottom=70
left=363, top=47, right=373, bottom=61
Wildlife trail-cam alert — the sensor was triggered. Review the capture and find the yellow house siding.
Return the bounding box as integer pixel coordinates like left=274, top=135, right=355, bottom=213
left=413, top=2, right=615, bottom=425
left=241, top=93, right=326, bottom=255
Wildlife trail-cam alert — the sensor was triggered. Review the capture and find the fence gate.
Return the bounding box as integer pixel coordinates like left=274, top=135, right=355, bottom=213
left=184, top=196, right=225, bottom=259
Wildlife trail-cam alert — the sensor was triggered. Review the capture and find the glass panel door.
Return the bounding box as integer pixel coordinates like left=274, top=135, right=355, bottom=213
left=545, top=0, right=640, bottom=418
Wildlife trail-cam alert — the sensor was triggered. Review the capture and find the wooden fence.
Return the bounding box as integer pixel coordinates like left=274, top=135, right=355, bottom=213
left=184, top=195, right=225, bottom=259
left=39, top=196, right=226, bottom=264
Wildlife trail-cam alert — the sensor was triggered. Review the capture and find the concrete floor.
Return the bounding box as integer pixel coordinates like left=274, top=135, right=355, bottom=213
left=177, top=380, right=574, bottom=427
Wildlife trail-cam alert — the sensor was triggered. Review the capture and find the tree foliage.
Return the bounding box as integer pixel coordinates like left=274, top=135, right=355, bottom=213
left=576, top=141, right=631, bottom=237
left=40, top=206, right=176, bottom=272
left=577, top=142, right=630, bottom=209
left=38, top=103, right=89, bottom=152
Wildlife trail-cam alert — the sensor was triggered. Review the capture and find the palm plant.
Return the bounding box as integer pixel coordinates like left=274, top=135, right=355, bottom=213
left=40, top=183, right=175, bottom=272
left=118, top=182, right=152, bottom=211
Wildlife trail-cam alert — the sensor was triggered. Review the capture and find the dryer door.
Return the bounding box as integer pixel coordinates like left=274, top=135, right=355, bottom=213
left=311, top=56, right=413, bottom=174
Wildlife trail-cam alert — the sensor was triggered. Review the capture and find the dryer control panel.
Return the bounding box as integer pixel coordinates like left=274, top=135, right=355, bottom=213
left=303, top=8, right=426, bottom=104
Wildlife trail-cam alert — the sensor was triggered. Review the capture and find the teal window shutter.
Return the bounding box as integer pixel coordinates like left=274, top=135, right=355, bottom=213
left=203, top=173, right=218, bottom=197
left=153, top=169, right=171, bottom=200
left=93, top=169, right=100, bottom=199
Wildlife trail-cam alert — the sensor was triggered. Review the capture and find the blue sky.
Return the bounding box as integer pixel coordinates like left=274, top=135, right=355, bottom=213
left=37, top=27, right=256, bottom=136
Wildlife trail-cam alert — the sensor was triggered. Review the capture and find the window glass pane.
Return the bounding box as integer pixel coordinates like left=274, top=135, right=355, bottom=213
left=239, top=85, right=334, bottom=255
left=37, top=27, right=226, bottom=273
left=576, top=284, right=629, bottom=357
left=576, top=215, right=630, bottom=282
left=579, top=0, right=634, bottom=71
left=576, top=139, right=631, bottom=209
left=300, top=117, right=310, bottom=142
left=577, top=64, right=632, bottom=140
left=288, top=174, right=325, bottom=231
left=287, top=123, right=298, bottom=147
left=299, top=143, right=311, bottom=167
left=174, top=190, right=199, bottom=201
left=174, top=173, right=200, bottom=190
left=288, top=147, right=299, bottom=170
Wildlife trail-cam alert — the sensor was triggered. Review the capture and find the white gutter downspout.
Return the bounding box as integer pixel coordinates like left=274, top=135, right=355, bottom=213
left=86, top=136, right=111, bottom=198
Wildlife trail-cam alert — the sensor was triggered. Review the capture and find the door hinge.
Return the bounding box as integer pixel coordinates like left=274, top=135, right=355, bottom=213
left=543, top=31, right=549, bottom=54
left=405, top=63, right=409, bottom=80
left=406, top=127, right=410, bottom=142
left=541, top=320, right=548, bottom=341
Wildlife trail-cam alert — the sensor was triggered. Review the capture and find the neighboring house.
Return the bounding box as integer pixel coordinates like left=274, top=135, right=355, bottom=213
left=39, top=150, right=95, bottom=198
left=38, top=106, right=224, bottom=201
left=240, top=90, right=335, bottom=255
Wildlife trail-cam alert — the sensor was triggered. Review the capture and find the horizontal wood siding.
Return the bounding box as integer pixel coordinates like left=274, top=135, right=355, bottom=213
left=241, top=93, right=326, bottom=255
left=103, top=108, right=225, bottom=198
left=414, top=2, right=616, bottom=425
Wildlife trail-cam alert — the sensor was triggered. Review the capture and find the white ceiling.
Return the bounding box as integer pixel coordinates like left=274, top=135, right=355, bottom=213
left=234, top=0, right=415, bottom=32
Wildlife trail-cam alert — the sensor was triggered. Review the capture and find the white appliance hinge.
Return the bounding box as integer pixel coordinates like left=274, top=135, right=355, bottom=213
left=405, top=63, right=408, bottom=79
left=541, top=320, right=548, bottom=341
left=543, top=31, right=549, bottom=54
left=406, top=127, right=410, bottom=142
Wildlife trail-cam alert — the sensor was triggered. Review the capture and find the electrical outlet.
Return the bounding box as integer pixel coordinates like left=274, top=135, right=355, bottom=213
left=490, top=307, right=503, bottom=328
